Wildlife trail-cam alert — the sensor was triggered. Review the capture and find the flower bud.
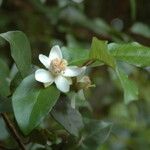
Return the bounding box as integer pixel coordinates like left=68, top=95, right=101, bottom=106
left=77, top=75, right=95, bottom=90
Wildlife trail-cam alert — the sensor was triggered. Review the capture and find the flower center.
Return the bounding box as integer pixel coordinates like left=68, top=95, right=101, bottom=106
left=50, top=58, right=68, bottom=75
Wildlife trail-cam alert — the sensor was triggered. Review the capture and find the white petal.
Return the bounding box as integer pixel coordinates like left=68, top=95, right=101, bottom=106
left=77, top=73, right=86, bottom=82
left=49, top=45, right=62, bottom=60
left=39, top=54, right=50, bottom=69
left=67, top=78, right=73, bottom=85
left=35, top=69, right=54, bottom=83
left=55, top=75, right=70, bottom=93
left=63, top=66, right=86, bottom=77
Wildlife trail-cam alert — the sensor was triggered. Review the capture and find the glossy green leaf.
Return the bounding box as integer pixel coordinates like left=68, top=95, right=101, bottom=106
left=0, top=31, right=32, bottom=77
left=51, top=99, right=84, bottom=137
left=78, top=119, right=112, bottom=150
left=12, top=74, right=60, bottom=135
left=109, top=42, right=150, bottom=67
left=116, top=67, right=138, bottom=104
left=90, top=37, right=116, bottom=68
left=0, top=58, right=10, bottom=96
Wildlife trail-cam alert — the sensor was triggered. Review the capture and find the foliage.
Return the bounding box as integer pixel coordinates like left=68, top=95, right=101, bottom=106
left=0, top=0, right=150, bottom=150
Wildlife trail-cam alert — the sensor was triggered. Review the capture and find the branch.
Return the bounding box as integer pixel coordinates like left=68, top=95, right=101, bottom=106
left=1, top=113, right=26, bottom=150
left=0, top=143, right=9, bottom=150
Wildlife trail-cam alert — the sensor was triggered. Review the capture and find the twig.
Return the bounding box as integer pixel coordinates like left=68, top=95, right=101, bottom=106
left=81, top=60, right=96, bottom=67
left=0, top=143, right=9, bottom=150
left=1, top=113, right=26, bottom=150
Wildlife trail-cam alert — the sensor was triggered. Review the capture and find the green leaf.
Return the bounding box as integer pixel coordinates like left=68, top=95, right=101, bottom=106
left=78, top=119, right=112, bottom=150
left=0, top=58, right=10, bottom=96
left=51, top=99, right=84, bottom=137
left=109, top=42, right=150, bottom=67
left=0, top=58, right=9, bottom=76
left=9, top=64, right=18, bottom=81
left=0, top=118, right=9, bottom=140
left=63, top=36, right=104, bottom=67
left=62, top=47, right=89, bottom=66
left=12, top=74, right=60, bottom=135
left=116, top=67, right=138, bottom=104
left=0, top=96, right=12, bottom=113
left=67, top=91, right=91, bottom=109
left=131, top=22, right=150, bottom=38
left=89, top=37, right=116, bottom=68
left=0, top=31, right=32, bottom=77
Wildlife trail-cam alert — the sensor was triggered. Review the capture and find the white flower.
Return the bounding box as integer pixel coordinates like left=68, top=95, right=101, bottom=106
left=35, top=45, right=86, bottom=93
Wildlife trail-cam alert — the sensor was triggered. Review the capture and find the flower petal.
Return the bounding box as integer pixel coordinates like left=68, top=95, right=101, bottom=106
left=55, top=75, right=70, bottom=93
left=35, top=69, right=54, bottom=83
left=67, top=78, right=73, bottom=85
left=49, top=45, right=62, bottom=60
left=63, top=66, right=86, bottom=77
left=39, top=54, right=50, bottom=69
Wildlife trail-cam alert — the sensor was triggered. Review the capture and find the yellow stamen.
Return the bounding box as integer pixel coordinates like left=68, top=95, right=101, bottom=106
left=50, top=58, right=68, bottom=75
